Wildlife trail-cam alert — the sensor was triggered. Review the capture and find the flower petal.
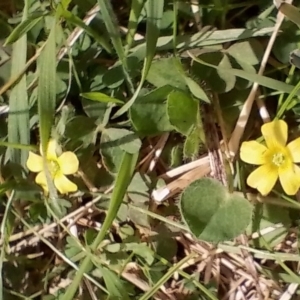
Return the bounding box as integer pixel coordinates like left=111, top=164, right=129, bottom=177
left=261, top=119, right=287, bottom=148
left=279, top=164, right=300, bottom=195
left=26, top=152, right=43, bottom=173
left=35, top=171, right=49, bottom=193
left=57, top=152, right=79, bottom=175
left=54, top=174, right=77, bottom=194
left=287, top=137, right=300, bottom=163
left=246, top=164, right=278, bottom=196
left=240, top=141, right=268, bottom=165
left=40, top=139, right=58, bottom=160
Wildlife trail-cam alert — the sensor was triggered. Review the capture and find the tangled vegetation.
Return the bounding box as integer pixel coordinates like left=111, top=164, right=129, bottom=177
left=1, top=0, right=300, bottom=299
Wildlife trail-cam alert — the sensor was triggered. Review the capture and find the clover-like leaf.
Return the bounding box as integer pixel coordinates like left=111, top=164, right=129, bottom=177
left=167, top=91, right=198, bottom=135
left=130, top=85, right=174, bottom=135
left=180, top=178, right=252, bottom=243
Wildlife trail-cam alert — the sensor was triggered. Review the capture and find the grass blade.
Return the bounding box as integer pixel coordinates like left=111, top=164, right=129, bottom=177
left=97, top=0, right=134, bottom=94
left=37, top=19, right=56, bottom=155
left=62, top=151, right=138, bottom=300
left=4, top=16, right=44, bottom=45
left=113, top=0, right=164, bottom=118
left=125, top=0, right=146, bottom=52
left=59, top=8, right=112, bottom=54
left=190, top=53, right=300, bottom=96
left=7, top=0, right=30, bottom=167
left=37, top=17, right=58, bottom=201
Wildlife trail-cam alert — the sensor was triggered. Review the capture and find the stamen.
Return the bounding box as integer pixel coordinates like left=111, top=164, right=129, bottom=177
left=47, top=160, right=59, bottom=177
left=272, top=152, right=285, bottom=167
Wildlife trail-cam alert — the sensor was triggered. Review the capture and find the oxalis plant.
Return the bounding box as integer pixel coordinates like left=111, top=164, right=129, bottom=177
left=2, top=0, right=300, bottom=298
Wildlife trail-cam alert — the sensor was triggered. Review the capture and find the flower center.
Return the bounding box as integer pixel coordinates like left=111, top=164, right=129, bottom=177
left=47, top=160, right=60, bottom=177
left=272, top=152, right=285, bottom=167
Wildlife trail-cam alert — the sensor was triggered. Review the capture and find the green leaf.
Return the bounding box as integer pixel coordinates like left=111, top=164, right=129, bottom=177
left=101, top=267, right=130, bottom=300
left=100, top=132, right=124, bottom=174
left=146, top=57, right=187, bottom=90
left=97, top=0, right=131, bottom=84
left=7, top=0, right=30, bottom=167
left=142, top=0, right=164, bottom=78
left=125, top=243, right=154, bottom=265
left=183, top=126, right=202, bottom=159
left=65, top=116, right=96, bottom=145
left=192, top=52, right=235, bottom=93
left=4, top=16, right=43, bottom=45
left=183, top=76, right=210, bottom=103
left=180, top=178, right=252, bottom=243
left=290, top=49, right=300, bottom=69
left=38, top=21, right=56, bottom=154
left=130, top=86, right=174, bottom=135
left=100, top=128, right=141, bottom=173
left=273, top=23, right=300, bottom=64
left=80, top=92, right=124, bottom=104
left=167, top=91, right=198, bottom=135
left=225, top=39, right=263, bottom=66
left=37, top=18, right=58, bottom=202
left=104, top=128, right=142, bottom=154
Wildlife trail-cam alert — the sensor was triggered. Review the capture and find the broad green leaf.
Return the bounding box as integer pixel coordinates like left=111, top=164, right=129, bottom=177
left=125, top=243, right=154, bottom=265
left=65, top=116, right=96, bottom=146
left=180, top=178, right=252, bottom=243
left=80, top=92, right=124, bottom=104
left=130, top=86, right=174, bottom=135
left=184, top=76, right=210, bottom=103
left=273, top=23, right=300, bottom=64
left=167, top=91, right=198, bottom=135
left=8, top=0, right=29, bottom=167
left=81, top=98, right=108, bottom=121
left=290, top=49, right=300, bottom=69
left=146, top=57, right=187, bottom=90
left=229, top=57, right=256, bottom=90
left=191, top=52, right=235, bottom=93
left=100, top=132, right=124, bottom=174
left=183, top=126, right=201, bottom=159
left=100, top=128, right=141, bottom=173
left=104, top=128, right=142, bottom=154
left=225, top=40, right=263, bottom=66
left=4, top=16, right=43, bottom=45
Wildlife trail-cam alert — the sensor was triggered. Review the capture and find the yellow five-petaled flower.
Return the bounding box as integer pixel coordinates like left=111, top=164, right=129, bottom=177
left=26, top=139, right=79, bottom=194
left=240, top=120, right=300, bottom=196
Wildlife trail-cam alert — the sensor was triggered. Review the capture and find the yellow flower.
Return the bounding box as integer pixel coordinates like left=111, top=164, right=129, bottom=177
left=240, top=120, right=300, bottom=196
left=26, top=139, right=79, bottom=194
